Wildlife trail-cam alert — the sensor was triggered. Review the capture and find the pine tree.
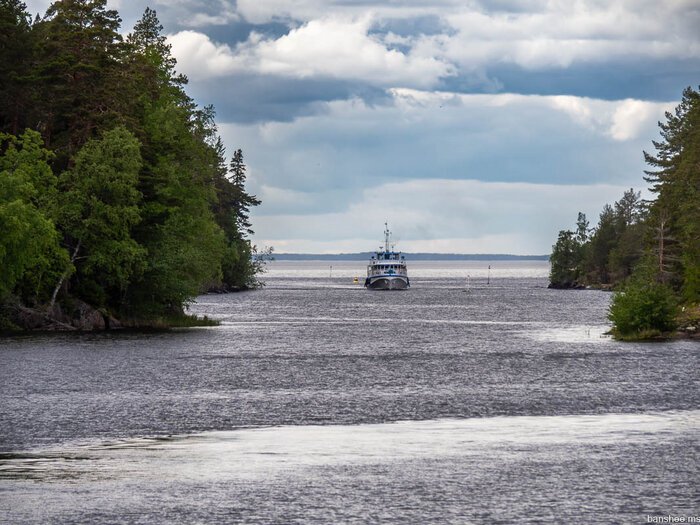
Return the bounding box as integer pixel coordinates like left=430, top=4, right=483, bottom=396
left=31, top=0, right=124, bottom=161
left=644, top=86, right=700, bottom=301
left=584, top=204, right=617, bottom=284
left=549, top=230, right=581, bottom=287
left=0, top=0, right=33, bottom=135
left=229, top=149, right=261, bottom=236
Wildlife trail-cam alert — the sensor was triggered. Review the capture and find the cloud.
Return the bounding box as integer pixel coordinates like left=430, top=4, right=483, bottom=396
left=21, top=0, right=696, bottom=255
left=231, top=0, right=700, bottom=73
left=250, top=179, right=635, bottom=253
left=168, top=1, right=700, bottom=89
left=234, top=0, right=451, bottom=25
left=213, top=88, right=672, bottom=253
left=161, top=0, right=695, bottom=125
left=392, top=89, right=673, bottom=142
left=438, top=2, right=700, bottom=70
left=609, top=99, right=667, bottom=142
left=187, top=11, right=240, bottom=27
left=167, top=30, right=238, bottom=78
left=247, top=17, right=455, bottom=86
left=168, top=17, right=455, bottom=87
left=543, top=94, right=672, bottom=141
left=218, top=90, right=673, bottom=210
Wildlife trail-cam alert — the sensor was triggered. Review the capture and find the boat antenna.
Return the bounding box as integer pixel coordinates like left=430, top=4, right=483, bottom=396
left=384, top=222, right=390, bottom=252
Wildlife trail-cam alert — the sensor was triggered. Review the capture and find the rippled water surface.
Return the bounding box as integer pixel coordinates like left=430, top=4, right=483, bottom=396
left=1, top=261, right=698, bottom=524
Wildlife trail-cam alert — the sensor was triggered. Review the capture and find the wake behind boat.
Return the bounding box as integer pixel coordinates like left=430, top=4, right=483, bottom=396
left=364, top=223, right=409, bottom=290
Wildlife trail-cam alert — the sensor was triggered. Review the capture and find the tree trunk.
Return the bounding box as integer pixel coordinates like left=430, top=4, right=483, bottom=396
left=658, top=214, right=667, bottom=283
left=49, top=239, right=81, bottom=311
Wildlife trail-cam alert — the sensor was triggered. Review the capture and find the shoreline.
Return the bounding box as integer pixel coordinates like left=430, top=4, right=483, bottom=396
left=1, top=299, right=219, bottom=333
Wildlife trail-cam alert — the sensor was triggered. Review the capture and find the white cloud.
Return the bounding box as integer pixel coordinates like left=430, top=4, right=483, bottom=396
left=168, top=17, right=455, bottom=86
left=609, top=99, right=667, bottom=142
left=187, top=11, right=241, bottom=27
left=230, top=0, right=700, bottom=73
left=27, top=0, right=700, bottom=80
left=168, top=1, right=700, bottom=87
left=457, top=1, right=698, bottom=68
left=249, top=17, right=454, bottom=86
left=167, top=30, right=238, bottom=78
left=391, top=89, right=674, bottom=142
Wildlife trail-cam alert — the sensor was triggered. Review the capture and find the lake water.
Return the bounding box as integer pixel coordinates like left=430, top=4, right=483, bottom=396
left=1, top=261, right=698, bottom=524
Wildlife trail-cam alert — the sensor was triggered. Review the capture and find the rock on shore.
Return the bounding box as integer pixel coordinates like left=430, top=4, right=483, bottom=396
left=8, top=299, right=115, bottom=331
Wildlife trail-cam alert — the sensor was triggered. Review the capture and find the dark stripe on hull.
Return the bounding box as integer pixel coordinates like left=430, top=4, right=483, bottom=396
left=367, top=277, right=409, bottom=290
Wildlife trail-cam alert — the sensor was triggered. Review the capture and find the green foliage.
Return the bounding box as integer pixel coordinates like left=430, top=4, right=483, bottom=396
left=31, top=0, right=125, bottom=159
left=0, top=4, right=265, bottom=327
left=126, top=100, right=226, bottom=314
left=608, top=264, right=679, bottom=338
left=644, top=86, right=700, bottom=302
left=0, top=0, right=33, bottom=135
left=228, top=149, right=261, bottom=237
left=215, top=148, right=263, bottom=289
left=607, top=222, right=645, bottom=283
left=550, top=87, right=698, bottom=337
left=222, top=241, right=271, bottom=290
left=584, top=204, right=618, bottom=284
left=58, top=126, right=145, bottom=307
left=549, top=230, right=581, bottom=286
left=130, top=206, right=224, bottom=314
left=549, top=189, right=646, bottom=289
left=0, top=130, right=67, bottom=300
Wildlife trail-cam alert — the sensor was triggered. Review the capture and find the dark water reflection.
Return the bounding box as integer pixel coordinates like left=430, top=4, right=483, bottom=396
left=1, top=269, right=698, bottom=523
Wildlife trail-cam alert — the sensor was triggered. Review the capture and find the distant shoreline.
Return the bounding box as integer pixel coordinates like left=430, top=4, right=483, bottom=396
left=270, top=253, right=549, bottom=261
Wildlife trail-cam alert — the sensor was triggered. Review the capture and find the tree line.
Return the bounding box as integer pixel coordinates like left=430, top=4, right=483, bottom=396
left=0, top=0, right=265, bottom=329
left=549, top=86, right=700, bottom=338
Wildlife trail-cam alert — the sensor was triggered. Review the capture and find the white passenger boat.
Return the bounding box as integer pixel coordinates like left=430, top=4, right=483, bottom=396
left=364, top=223, right=409, bottom=290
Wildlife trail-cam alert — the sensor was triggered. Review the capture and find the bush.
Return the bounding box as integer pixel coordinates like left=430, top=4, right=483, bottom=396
left=608, top=276, right=678, bottom=338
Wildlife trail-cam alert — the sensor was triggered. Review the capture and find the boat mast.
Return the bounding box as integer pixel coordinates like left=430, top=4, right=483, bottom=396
left=384, top=222, right=390, bottom=252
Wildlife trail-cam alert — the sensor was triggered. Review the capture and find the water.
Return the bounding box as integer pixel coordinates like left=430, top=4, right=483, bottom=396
left=1, top=261, right=698, bottom=524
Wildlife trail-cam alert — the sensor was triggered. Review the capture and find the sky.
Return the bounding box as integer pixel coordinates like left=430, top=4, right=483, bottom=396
left=24, top=0, right=700, bottom=254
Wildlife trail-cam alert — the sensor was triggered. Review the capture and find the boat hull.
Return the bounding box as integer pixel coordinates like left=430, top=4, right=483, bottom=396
left=366, top=276, right=409, bottom=290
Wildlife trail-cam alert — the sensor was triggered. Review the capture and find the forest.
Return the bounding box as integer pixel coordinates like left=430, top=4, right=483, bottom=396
left=549, top=86, right=700, bottom=339
left=0, top=0, right=264, bottom=330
